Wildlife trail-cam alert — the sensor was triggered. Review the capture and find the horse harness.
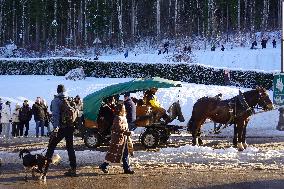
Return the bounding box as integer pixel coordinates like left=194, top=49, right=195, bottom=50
left=213, top=91, right=255, bottom=133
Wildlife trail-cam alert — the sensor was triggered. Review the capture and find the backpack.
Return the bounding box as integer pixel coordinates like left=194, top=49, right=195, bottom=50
left=60, top=99, right=78, bottom=127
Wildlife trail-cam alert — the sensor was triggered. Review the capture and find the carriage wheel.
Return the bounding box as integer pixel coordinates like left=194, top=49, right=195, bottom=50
left=84, top=132, right=101, bottom=148
left=159, top=129, right=170, bottom=144
left=140, top=129, right=160, bottom=148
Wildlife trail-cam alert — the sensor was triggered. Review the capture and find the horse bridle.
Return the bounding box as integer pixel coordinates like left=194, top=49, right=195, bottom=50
left=255, top=89, right=271, bottom=111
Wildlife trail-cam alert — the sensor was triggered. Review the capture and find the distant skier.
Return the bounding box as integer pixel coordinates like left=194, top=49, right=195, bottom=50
left=184, top=45, right=191, bottom=53
left=250, top=40, right=257, bottom=49
left=261, top=38, right=268, bottom=49
left=124, top=50, right=128, bottom=58
left=221, top=45, right=225, bottom=51
left=211, top=45, right=216, bottom=51
left=163, top=41, right=169, bottom=54
left=272, top=39, right=276, bottom=48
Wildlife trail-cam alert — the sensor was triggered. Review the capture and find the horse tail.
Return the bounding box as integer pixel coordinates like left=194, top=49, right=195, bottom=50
left=187, top=117, right=194, bottom=132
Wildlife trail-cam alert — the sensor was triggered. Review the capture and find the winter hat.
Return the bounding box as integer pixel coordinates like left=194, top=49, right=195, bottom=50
left=15, top=103, right=21, bottom=109
left=57, top=84, right=66, bottom=94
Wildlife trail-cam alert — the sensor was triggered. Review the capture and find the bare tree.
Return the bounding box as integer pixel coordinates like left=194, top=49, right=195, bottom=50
left=73, top=2, right=77, bottom=47
left=262, top=0, right=269, bottom=31
left=21, top=0, right=27, bottom=48
left=117, top=0, right=124, bottom=47
left=237, top=0, right=241, bottom=32
left=250, top=0, right=255, bottom=33
left=52, top=0, right=58, bottom=49
left=174, top=0, right=178, bottom=37
left=0, top=0, right=3, bottom=45
left=156, top=0, right=161, bottom=41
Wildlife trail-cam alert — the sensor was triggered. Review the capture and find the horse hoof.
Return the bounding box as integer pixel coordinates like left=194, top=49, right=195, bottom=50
left=237, top=143, right=245, bottom=151
left=242, top=142, right=248, bottom=149
left=198, top=138, right=203, bottom=146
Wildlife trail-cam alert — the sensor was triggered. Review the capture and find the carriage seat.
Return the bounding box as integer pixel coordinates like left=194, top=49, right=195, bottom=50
left=135, top=105, right=154, bottom=127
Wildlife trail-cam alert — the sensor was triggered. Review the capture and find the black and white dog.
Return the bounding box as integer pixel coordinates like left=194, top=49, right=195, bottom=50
left=19, top=149, right=61, bottom=181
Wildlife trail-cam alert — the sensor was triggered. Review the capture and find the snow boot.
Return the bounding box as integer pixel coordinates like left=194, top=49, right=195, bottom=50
left=64, top=168, right=77, bottom=177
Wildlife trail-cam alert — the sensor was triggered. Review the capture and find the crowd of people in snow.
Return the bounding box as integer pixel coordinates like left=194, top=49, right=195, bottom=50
left=1, top=83, right=170, bottom=180
left=250, top=37, right=277, bottom=50
left=0, top=95, right=83, bottom=140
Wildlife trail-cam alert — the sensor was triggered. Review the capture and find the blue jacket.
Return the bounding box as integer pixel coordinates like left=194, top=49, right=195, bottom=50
left=50, top=93, right=65, bottom=128
left=124, top=98, right=136, bottom=124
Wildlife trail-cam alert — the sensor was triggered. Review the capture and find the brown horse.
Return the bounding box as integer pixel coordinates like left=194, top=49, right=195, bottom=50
left=187, top=87, right=273, bottom=151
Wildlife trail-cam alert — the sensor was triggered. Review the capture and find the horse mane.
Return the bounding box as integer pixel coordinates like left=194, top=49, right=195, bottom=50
left=197, top=96, right=217, bottom=103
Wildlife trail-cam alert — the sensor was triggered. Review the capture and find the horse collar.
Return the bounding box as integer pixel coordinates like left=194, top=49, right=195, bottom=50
left=236, top=92, right=255, bottom=116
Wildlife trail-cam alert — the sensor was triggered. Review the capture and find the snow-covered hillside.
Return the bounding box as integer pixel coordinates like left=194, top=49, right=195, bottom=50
left=0, top=43, right=280, bottom=73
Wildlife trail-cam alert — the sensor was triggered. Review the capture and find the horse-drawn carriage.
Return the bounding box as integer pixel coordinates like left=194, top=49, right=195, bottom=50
left=80, top=77, right=185, bottom=149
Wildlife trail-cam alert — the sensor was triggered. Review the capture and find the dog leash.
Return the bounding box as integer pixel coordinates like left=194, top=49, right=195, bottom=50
left=41, top=148, right=47, bottom=155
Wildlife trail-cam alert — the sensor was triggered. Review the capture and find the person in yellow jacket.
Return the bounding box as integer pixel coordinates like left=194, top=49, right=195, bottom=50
left=144, top=88, right=170, bottom=123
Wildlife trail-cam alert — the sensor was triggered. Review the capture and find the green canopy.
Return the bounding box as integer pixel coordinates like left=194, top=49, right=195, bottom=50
left=83, top=77, right=182, bottom=122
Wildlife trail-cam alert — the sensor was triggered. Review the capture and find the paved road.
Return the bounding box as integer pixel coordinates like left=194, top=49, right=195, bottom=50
left=0, top=166, right=284, bottom=189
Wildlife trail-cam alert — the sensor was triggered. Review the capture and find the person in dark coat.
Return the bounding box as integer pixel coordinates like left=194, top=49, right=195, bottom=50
left=124, top=93, right=136, bottom=131
left=124, top=50, right=128, bottom=58
left=41, top=84, right=77, bottom=181
left=163, top=41, right=169, bottom=54
left=32, top=97, right=45, bottom=137
left=42, top=99, right=51, bottom=136
left=250, top=40, right=257, bottom=49
left=19, top=100, right=32, bottom=137
left=261, top=38, right=268, bottom=49
left=211, top=45, right=216, bottom=51
left=99, top=103, right=134, bottom=174
left=272, top=39, right=276, bottom=48
left=187, top=45, right=192, bottom=53
left=97, top=96, right=116, bottom=136
left=221, top=45, right=225, bottom=51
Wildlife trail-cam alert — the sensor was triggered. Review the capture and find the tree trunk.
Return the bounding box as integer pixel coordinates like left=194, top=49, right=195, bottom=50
left=0, top=0, right=3, bottom=45
left=84, top=0, right=88, bottom=47
left=207, top=0, right=214, bottom=38
left=131, top=0, right=136, bottom=43
left=21, top=0, right=26, bottom=48
left=244, top=0, right=248, bottom=32
left=73, top=3, right=77, bottom=47
left=68, top=0, right=72, bottom=47
left=174, top=0, right=178, bottom=37
left=78, top=0, right=83, bottom=47
left=237, top=0, right=241, bottom=32
left=156, top=0, right=161, bottom=41
left=12, top=0, right=16, bottom=43
left=196, top=0, right=200, bottom=36
left=36, top=16, right=40, bottom=51
left=279, top=0, right=282, bottom=29
left=250, top=0, right=255, bottom=33
left=226, top=0, right=229, bottom=42
left=116, top=0, right=124, bottom=47
left=42, top=0, right=47, bottom=51
left=262, top=0, right=268, bottom=31
left=53, top=0, right=58, bottom=49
